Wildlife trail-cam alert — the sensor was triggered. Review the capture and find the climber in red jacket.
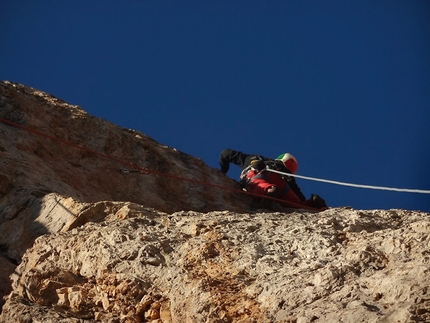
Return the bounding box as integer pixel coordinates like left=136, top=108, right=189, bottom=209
left=219, top=148, right=327, bottom=210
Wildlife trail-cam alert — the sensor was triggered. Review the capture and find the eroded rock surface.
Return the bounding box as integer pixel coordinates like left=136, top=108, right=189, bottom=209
left=0, top=81, right=429, bottom=322
left=0, top=80, right=249, bottom=309
left=2, top=202, right=430, bottom=323
left=0, top=80, right=248, bottom=214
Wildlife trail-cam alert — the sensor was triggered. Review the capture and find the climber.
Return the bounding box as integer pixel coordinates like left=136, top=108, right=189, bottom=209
left=219, top=148, right=327, bottom=210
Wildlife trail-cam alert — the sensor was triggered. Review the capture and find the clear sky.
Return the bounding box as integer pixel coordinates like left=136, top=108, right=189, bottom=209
left=2, top=1, right=430, bottom=212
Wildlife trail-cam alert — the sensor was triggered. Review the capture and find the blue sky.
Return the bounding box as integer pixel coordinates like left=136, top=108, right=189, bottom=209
left=2, top=1, right=430, bottom=212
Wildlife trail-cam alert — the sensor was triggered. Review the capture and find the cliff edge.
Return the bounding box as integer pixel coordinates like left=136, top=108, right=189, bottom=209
left=0, top=81, right=429, bottom=323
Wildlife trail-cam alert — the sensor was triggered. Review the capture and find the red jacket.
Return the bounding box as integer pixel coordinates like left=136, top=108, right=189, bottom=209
left=241, top=168, right=303, bottom=205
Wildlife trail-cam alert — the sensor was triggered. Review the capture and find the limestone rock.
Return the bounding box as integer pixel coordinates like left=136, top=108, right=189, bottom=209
left=0, top=79, right=249, bottom=265
left=2, top=204, right=430, bottom=322
left=0, top=81, right=429, bottom=322
left=0, top=80, right=249, bottom=212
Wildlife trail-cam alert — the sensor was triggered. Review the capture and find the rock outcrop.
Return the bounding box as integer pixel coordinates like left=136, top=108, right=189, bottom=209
left=0, top=81, right=429, bottom=322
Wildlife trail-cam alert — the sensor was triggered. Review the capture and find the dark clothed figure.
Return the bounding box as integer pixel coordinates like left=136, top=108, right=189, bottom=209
left=219, top=148, right=327, bottom=209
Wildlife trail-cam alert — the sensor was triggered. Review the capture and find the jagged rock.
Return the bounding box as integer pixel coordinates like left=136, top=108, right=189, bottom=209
left=2, top=203, right=430, bottom=322
left=0, top=81, right=429, bottom=322
left=0, top=80, right=250, bottom=318
left=0, top=81, right=247, bottom=213
left=0, top=80, right=250, bottom=286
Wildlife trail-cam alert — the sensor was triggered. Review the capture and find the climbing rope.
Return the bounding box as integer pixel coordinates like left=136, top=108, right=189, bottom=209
left=118, top=168, right=323, bottom=211
left=0, top=117, right=144, bottom=171
left=0, top=117, right=323, bottom=212
left=7, top=115, right=427, bottom=213
left=265, top=169, right=430, bottom=194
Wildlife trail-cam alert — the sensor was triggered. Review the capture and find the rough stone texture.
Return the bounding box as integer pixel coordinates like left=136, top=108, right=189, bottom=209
left=0, top=80, right=248, bottom=214
left=0, top=80, right=250, bottom=260
left=2, top=203, right=430, bottom=323
left=0, top=81, right=429, bottom=322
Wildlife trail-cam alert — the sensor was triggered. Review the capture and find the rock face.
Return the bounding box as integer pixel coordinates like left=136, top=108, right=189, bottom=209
left=0, top=81, right=429, bottom=322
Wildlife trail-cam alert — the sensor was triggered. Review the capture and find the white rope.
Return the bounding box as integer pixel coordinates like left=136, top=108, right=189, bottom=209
left=265, top=168, right=430, bottom=194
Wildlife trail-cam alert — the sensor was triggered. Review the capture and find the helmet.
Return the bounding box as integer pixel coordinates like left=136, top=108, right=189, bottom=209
left=276, top=153, right=298, bottom=174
